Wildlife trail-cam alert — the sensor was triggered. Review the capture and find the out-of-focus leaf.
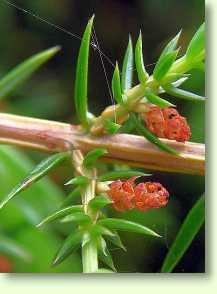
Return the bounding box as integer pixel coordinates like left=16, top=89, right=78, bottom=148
left=88, top=195, right=112, bottom=211
left=0, top=152, right=70, bottom=209
left=97, top=236, right=117, bottom=272
left=164, top=85, right=205, bottom=102
left=83, top=148, right=108, bottom=169
left=161, top=195, right=205, bottom=273
left=0, top=235, right=31, bottom=262
left=135, top=31, right=149, bottom=83
left=121, top=36, right=133, bottom=92
left=0, top=46, right=60, bottom=100
left=52, top=230, right=83, bottom=266
left=14, top=227, right=81, bottom=273
left=144, top=88, right=175, bottom=108
left=186, top=23, right=205, bottom=62
left=0, top=147, right=81, bottom=272
left=36, top=205, right=83, bottom=227
left=153, top=50, right=179, bottom=81
left=65, top=176, right=89, bottom=186
left=112, top=62, right=122, bottom=103
left=98, top=218, right=161, bottom=237
left=131, top=114, right=179, bottom=155
left=99, top=170, right=150, bottom=181
left=74, top=15, right=94, bottom=126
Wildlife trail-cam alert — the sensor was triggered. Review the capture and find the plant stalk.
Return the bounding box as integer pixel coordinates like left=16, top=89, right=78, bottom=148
left=82, top=178, right=98, bottom=273
left=82, top=179, right=98, bottom=273
left=0, top=113, right=205, bottom=175
left=72, top=149, right=98, bottom=272
left=82, top=239, right=98, bottom=273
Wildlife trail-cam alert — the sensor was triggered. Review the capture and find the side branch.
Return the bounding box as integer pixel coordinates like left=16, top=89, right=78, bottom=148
left=0, top=113, right=205, bottom=175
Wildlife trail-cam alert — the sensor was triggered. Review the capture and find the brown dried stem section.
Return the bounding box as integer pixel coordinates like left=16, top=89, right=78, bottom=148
left=0, top=113, right=205, bottom=175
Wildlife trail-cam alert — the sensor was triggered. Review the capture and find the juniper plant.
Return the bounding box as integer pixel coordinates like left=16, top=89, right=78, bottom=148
left=0, top=17, right=205, bottom=273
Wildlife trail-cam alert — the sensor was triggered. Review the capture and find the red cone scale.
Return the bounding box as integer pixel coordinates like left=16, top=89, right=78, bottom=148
left=107, top=177, right=169, bottom=212
left=142, top=106, right=191, bottom=142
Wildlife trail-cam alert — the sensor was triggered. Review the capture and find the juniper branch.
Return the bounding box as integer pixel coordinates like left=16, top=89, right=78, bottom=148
left=0, top=113, right=205, bottom=175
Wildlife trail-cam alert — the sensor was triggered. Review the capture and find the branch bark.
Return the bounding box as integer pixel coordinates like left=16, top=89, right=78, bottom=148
left=0, top=113, right=205, bottom=175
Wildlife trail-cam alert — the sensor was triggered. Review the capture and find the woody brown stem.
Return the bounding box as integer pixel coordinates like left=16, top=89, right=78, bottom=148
left=0, top=113, right=205, bottom=175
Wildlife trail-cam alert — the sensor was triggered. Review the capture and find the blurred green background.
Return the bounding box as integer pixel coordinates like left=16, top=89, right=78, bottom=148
left=0, top=0, right=204, bottom=273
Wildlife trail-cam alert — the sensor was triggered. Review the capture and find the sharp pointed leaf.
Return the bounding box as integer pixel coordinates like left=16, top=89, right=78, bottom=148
left=99, top=170, right=150, bottom=181
left=36, top=205, right=83, bottom=227
left=112, top=62, right=122, bottom=103
left=153, top=50, right=179, bottom=81
left=135, top=31, right=149, bottom=83
left=163, top=85, right=205, bottom=102
left=98, top=236, right=107, bottom=256
left=121, top=36, right=133, bottom=92
left=161, top=73, right=190, bottom=85
left=91, top=224, right=116, bottom=238
left=97, top=236, right=117, bottom=272
left=60, top=212, right=91, bottom=225
left=83, top=148, right=108, bottom=169
left=144, top=88, right=175, bottom=108
left=98, top=218, right=161, bottom=237
left=0, top=46, right=60, bottom=100
left=74, top=15, right=94, bottom=126
left=171, top=76, right=189, bottom=88
left=0, top=152, right=70, bottom=209
left=131, top=114, right=179, bottom=155
left=186, top=23, right=205, bottom=62
left=52, top=231, right=83, bottom=266
left=104, top=229, right=127, bottom=251
left=160, top=30, right=181, bottom=59
left=161, top=195, right=205, bottom=273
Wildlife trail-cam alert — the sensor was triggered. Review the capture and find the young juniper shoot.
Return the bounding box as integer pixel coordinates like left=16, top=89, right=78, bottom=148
left=0, top=15, right=205, bottom=273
